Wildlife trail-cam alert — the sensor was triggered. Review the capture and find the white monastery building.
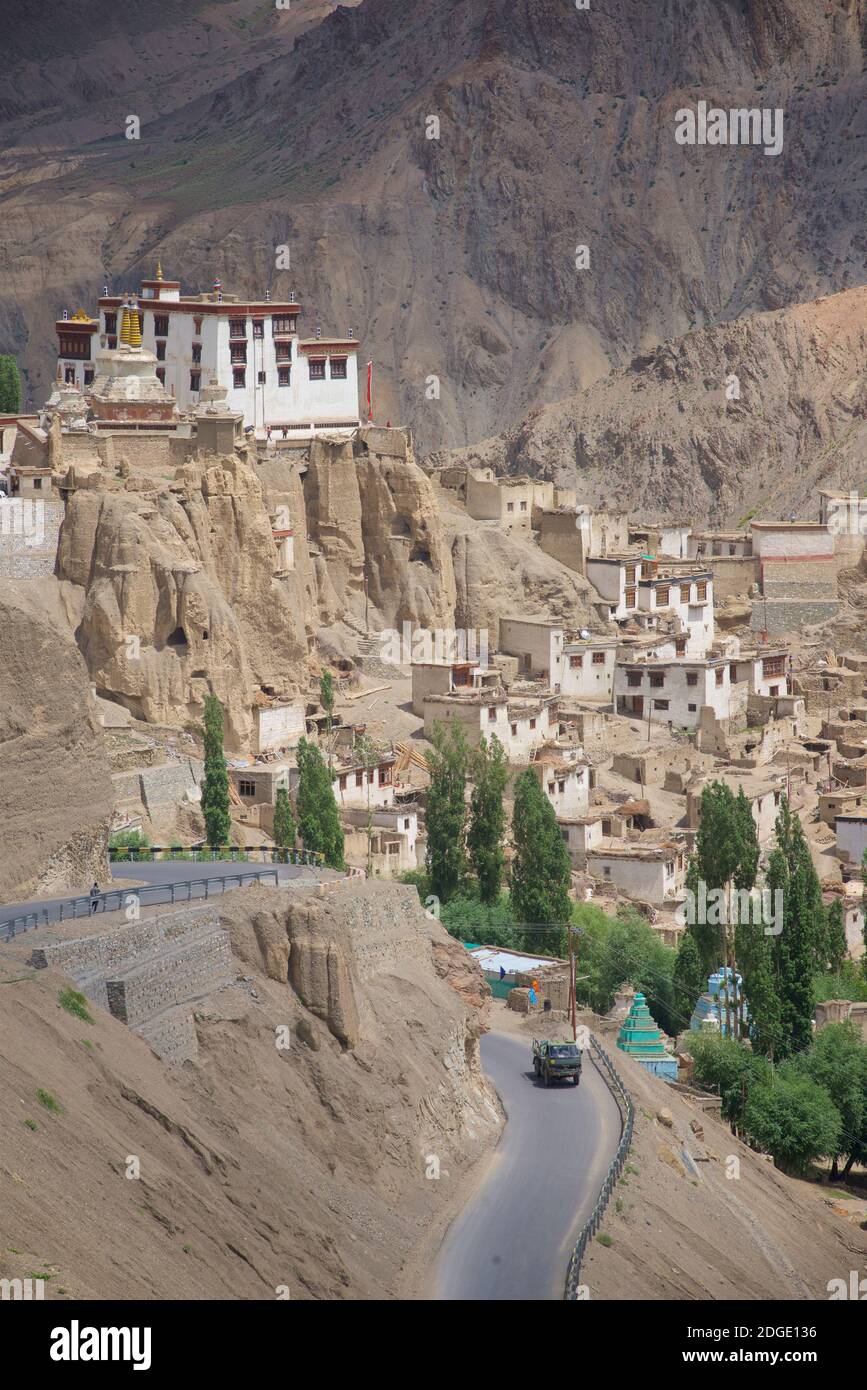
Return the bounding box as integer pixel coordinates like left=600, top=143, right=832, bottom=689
left=55, top=266, right=361, bottom=439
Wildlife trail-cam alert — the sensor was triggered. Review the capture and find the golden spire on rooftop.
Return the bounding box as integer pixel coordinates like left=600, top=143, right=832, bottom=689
left=156, top=260, right=163, bottom=281
left=119, top=301, right=132, bottom=346
left=127, top=298, right=142, bottom=348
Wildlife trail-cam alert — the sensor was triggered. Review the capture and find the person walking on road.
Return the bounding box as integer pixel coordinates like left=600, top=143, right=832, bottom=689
left=89, top=882, right=101, bottom=914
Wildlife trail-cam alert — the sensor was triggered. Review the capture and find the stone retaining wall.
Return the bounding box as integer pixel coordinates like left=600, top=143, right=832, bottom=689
left=30, top=905, right=231, bottom=1063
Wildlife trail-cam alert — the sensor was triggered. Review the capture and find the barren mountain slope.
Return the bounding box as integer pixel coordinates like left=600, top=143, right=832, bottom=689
left=0, top=578, right=113, bottom=902
left=0, top=882, right=499, bottom=1300
left=578, top=1013, right=867, bottom=1301
left=3, top=0, right=867, bottom=453
left=430, top=285, right=867, bottom=526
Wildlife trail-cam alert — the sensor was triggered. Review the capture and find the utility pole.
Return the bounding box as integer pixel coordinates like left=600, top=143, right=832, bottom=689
left=568, top=925, right=577, bottom=1043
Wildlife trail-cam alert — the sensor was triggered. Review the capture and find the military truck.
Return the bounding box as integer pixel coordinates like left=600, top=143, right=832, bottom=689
left=532, top=1038, right=583, bottom=1087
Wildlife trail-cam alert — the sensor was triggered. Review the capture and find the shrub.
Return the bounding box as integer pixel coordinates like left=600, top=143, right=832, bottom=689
left=743, top=1074, right=842, bottom=1173
left=58, top=988, right=94, bottom=1024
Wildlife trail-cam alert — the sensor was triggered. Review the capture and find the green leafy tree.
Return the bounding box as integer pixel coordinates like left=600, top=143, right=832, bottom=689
left=861, top=848, right=867, bottom=979
left=576, top=904, right=678, bottom=1033
left=692, top=781, right=759, bottom=1037
left=510, top=769, right=573, bottom=956
left=425, top=721, right=469, bottom=904
left=768, top=802, right=819, bottom=1058
left=672, top=930, right=705, bottom=1033
left=688, top=1031, right=771, bottom=1133
left=296, top=737, right=344, bottom=869
left=787, top=1022, right=867, bottom=1179
left=272, top=786, right=296, bottom=853
left=467, top=734, right=508, bottom=904
left=824, top=899, right=848, bottom=976
left=320, top=671, right=335, bottom=767
left=201, top=694, right=231, bottom=847
left=735, top=885, right=785, bottom=1060
left=814, top=960, right=867, bottom=1005
left=354, top=733, right=379, bottom=874
left=743, top=1073, right=842, bottom=1175
left=0, top=355, right=22, bottom=413
left=439, top=890, right=522, bottom=950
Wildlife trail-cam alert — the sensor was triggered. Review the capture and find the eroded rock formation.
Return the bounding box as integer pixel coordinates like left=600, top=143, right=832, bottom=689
left=56, top=452, right=310, bottom=748
left=302, top=427, right=456, bottom=631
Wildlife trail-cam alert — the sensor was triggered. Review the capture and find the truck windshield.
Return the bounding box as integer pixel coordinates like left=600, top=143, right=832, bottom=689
left=550, top=1044, right=580, bottom=1057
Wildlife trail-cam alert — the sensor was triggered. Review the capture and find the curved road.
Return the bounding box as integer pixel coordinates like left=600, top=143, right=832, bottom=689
left=435, top=1031, right=622, bottom=1301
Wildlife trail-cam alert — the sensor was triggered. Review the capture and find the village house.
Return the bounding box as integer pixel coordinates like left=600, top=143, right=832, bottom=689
left=635, top=563, right=715, bottom=655
left=749, top=520, right=840, bottom=635
left=585, top=554, right=645, bottom=621
left=559, top=636, right=619, bottom=702
left=530, top=746, right=592, bottom=819
left=342, top=805, right=421, bottom=878
left=56, top=266, right=360, bottom=439
left=835, top=813, right=867, bottom=868
left=729, top=646, right=791, bottom=699
left=586, top=842, right=687, bottom=905
left=559, top=815, right=605, bottom=869
left=686, top=769, right=787, bottom=844
left=819, top=790, right=867, bottom=828
left=537, top=505, right=630, bottom=573
left=327, top=751, right=398, bottom=811
left=423, top=688, right=557, bottom=760
left=688, top=531, right=753, bottom=560
left=463, top=469, right=574, bottom=529
left=411, top=657, right=499, bottom=717
left=498, top=616, right=565, bottom=685
left=629, top=521, right=692, bottom=560
left=614, top=653, right=745, bottom=730
left=251, top=698, right=306, bottom=755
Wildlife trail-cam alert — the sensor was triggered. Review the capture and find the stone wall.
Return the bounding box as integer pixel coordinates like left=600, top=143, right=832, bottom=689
left=705, top=554, right=756, bottom=600
left=139, top=758, right=202, bottom=814
left=0, top=500, right=63, bottom=579
left=30, top=905, right=232, bottom=1063
left=750, top=599, right=840, bottom=635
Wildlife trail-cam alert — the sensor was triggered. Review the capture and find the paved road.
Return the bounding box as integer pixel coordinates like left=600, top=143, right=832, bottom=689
left=0, top=859, right=329, bottom=932
left=435, top=1031, right=623, bottom=1301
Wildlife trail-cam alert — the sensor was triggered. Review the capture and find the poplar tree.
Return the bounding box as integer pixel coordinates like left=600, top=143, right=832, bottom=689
left=824, top=899, right=848, bottom=976
left=510, top=769, right=572, bottom=956
left=672, top=929, right=705, bottom=1031
left=767, top=799, right=819, bottom=1057
left=467, top=734, right=508, bottom=904
left=296, top=737, right=344, bottom=869
left=273, top=786, right=296, bottom=853
left=735, top=893, right=784, bottom=1059
left=0, top=355, right=21, bottom=412
left=860, top=848, right=867, bottom=979
left=425, top=721, right=468, bottom=903
left=320, top=671, right=335, bottom=767
left=201, top=694, right=231, bottom=847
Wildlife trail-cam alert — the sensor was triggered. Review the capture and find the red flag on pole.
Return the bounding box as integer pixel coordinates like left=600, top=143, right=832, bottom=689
left=366, top=360, right=373, bottom=423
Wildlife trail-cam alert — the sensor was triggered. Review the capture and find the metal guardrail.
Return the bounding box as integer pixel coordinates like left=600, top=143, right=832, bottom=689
left=564, top=1034, right=635, bottom=1300
left=108, top=846, right=323, bottom=866
left=0, top=867, right=289, bottom=943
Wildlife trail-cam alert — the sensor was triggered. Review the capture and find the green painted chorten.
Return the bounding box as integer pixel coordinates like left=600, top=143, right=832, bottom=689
left=616, top=993, right=677, bottom=1081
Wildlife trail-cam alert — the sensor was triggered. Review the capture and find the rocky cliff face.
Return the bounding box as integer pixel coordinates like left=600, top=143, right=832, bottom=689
left=53, top=430, right=461, bottom=747
left=302, top=426, right=456, bottom=632
left=0, top=579, right=114, bottom=901
left=432, top=286, right=867, bottom=527
left=56, top=452, right=310, bottom=748
left=3, top=0, right=867, bottom=456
